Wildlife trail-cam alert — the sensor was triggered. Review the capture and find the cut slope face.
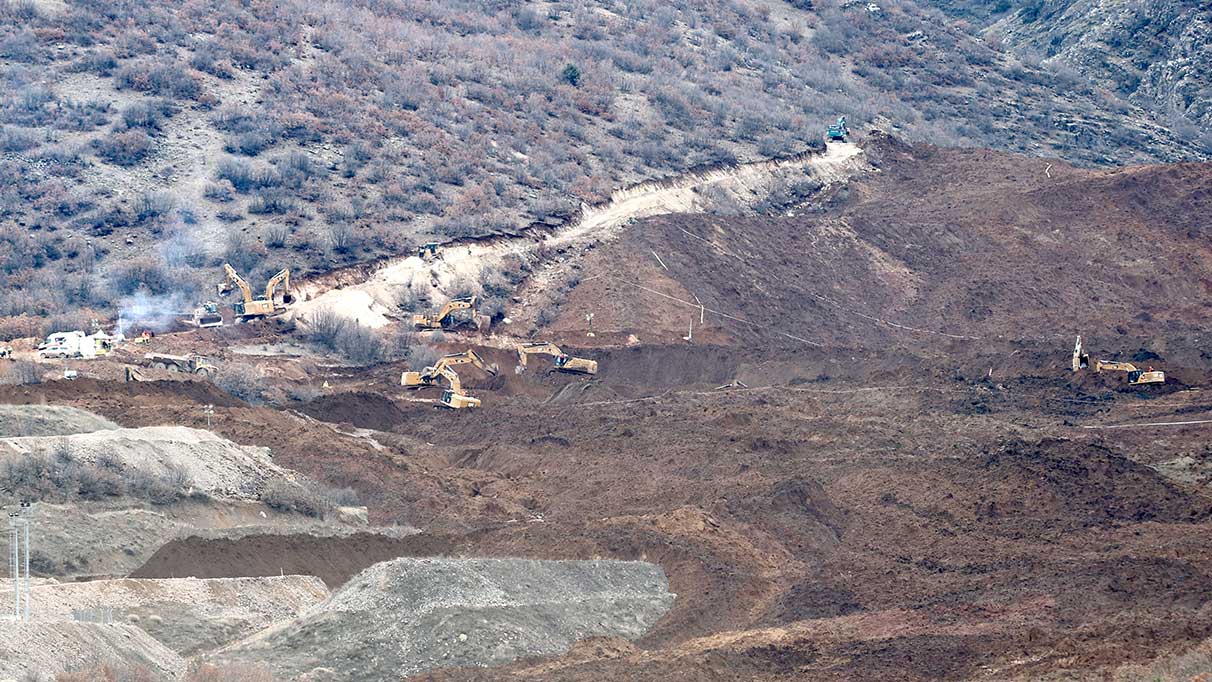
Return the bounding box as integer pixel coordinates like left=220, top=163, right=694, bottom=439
left=214, top=558, right=674, bottom=681
left=292, top=142, right=869, bottom=327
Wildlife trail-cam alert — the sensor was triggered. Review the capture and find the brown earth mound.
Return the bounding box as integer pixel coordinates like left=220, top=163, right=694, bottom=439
left=131, top=532, right=455, bottom=588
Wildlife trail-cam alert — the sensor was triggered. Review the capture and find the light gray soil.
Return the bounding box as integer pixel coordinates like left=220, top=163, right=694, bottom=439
left=213, top=557, right=674, bottom=681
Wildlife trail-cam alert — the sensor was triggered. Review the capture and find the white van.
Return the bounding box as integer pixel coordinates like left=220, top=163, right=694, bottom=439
left=37, top=331, right=87, bottom=359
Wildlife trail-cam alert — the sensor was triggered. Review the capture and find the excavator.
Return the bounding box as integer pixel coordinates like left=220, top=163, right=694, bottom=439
left=218, top=264, right=293, bottom=323
left=412, top=295, right=483, bottom=331
left=1072, top=336, right=1165, bottom=385
left=827, top=115, right=849, bottom=142
left=516, top=342, right=598, bottom=375
left=434, top=366, right=481, bottom=409
left=401, top=349, right=499, bottom=389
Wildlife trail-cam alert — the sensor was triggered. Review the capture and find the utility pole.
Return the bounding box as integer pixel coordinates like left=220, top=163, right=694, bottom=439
left=8, top=502, right=31, bottom=621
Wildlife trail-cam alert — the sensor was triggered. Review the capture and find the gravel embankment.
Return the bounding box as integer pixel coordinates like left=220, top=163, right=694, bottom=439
left=0, top=405, right=118, bottom=436
left=0, top=576, right=328, bottom=656
left=0, top=621, right=185, bottom=680
left=215, top=557, right=675, bottom=680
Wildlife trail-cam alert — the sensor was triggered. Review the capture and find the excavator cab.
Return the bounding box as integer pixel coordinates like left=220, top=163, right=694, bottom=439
left=439, top=389, right=481, bottom=409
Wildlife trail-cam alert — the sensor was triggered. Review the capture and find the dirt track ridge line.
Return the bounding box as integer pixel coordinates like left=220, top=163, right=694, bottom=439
left=1080, top=418, right=1212, bottom=429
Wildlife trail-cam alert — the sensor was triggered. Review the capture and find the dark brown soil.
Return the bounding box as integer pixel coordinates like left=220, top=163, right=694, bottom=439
left=131, top=532, right=455, bottom=588
left=12, top=140, right=1212, bottom=681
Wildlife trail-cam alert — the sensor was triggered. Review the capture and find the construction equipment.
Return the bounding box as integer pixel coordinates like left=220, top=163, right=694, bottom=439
left=36, top=331, right=109, bottom=359
left=1095, top=360, right=1165, bottom=385
left=827, top=115, right=849, bottom=142
left=434, top=366, right=481, bottom=409
left=1071, top=336, right=1164, bottom=385
left=191, top=301, right=224, bottom=328
left=143, top=353, right=216, bottom=378
left=402, top=349, right=498, bottom=389
left=516, top=342, right=598, bottom=375
left=0, top=346, right=11, bottom=360
left=218, top=264, right=293, bottom=323
left=412, top=295, right=480, bottom=331
left=124, top=366, right=145, bottom=382
left=417, top=242, right=439, bottom=259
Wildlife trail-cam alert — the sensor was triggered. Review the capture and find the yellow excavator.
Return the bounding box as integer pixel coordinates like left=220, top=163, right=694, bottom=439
left=412, top=295, right=483, bottom=331
left=218, top=264, right=293, bottom=323
left=516, top=342, right=598, bottom=375
left=435, top=366, right=481, bottom=409
left=401, top=349, right=499, bottom=389
left=1072, top=336, right=1165, bottom=385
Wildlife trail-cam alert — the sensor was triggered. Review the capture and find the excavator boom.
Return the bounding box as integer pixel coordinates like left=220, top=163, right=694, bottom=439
left=219, top=263, right=290, bottom=321
left=412, top=296, right=478, bottom=330
left=1073, top=337, right=1165, bottom=385
left=516, top=342, right=597, bottom=375
left=402, top=349, right=498, bottom=388
left=264, top=268, right=292, bottom=304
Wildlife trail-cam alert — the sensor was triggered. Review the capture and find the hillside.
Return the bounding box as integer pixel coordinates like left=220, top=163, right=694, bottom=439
left=925, top=0, right=1212, bottom=139
left=1, top=0, right=1209, bottom=337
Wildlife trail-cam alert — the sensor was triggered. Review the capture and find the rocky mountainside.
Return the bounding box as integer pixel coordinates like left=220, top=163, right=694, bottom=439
left=0, top=0, right=1208, bottom=331
left=927, top=0, right=1212, bottom=141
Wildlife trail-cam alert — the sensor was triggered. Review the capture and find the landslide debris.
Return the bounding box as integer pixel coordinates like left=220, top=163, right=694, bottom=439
left=213, top=558, right=674, bottom=681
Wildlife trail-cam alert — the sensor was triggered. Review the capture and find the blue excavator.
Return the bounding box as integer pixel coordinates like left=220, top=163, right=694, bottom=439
left=827, top=116, right=849, bottom=142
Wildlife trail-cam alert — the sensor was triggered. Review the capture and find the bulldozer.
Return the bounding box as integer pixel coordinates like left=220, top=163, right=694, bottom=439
left=218, top=264, right=293, bottom=323
left=1071, top=336, right=1164, bottom=385
left=191, top=301, right=223, bottom=328
left=412, top=295, right=485, bottom=331
left=434, top=366, right=481, bottom=409
left=827, top=115, right=849, bottom=142
left=124, top=366, right=145, bottom=382
left=516, top=342, right=598, bottom=375
left=417, top=242, right=439, bottom=260
left=402, top=349, right=498, bottom=389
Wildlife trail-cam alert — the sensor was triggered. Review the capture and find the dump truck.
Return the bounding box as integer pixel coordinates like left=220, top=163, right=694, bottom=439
left=218, top=264, right=293, bottom=323
left=142, top=353, right=216, bottom=378
left=516, top=342, right=598, bottom=375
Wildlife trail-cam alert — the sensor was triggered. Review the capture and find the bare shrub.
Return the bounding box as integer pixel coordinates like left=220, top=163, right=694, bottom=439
left=93, top=130, right=153, bottom=166
left=335, top=322, right=383, bottom=365
left=306, top=307, right=346, bottom=349
left=265, top=224, right=290, bottom=248
left=327, top=221, right=357, bottom=253
left=203, top=180, right=235, bottom=202
left=214, top=363, right=270, bottom=405
left=186, top=663, right=276, bottom=682
left=56, top=661, right=158, bottom=682
left=261, top=479, right=334, bottom=518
